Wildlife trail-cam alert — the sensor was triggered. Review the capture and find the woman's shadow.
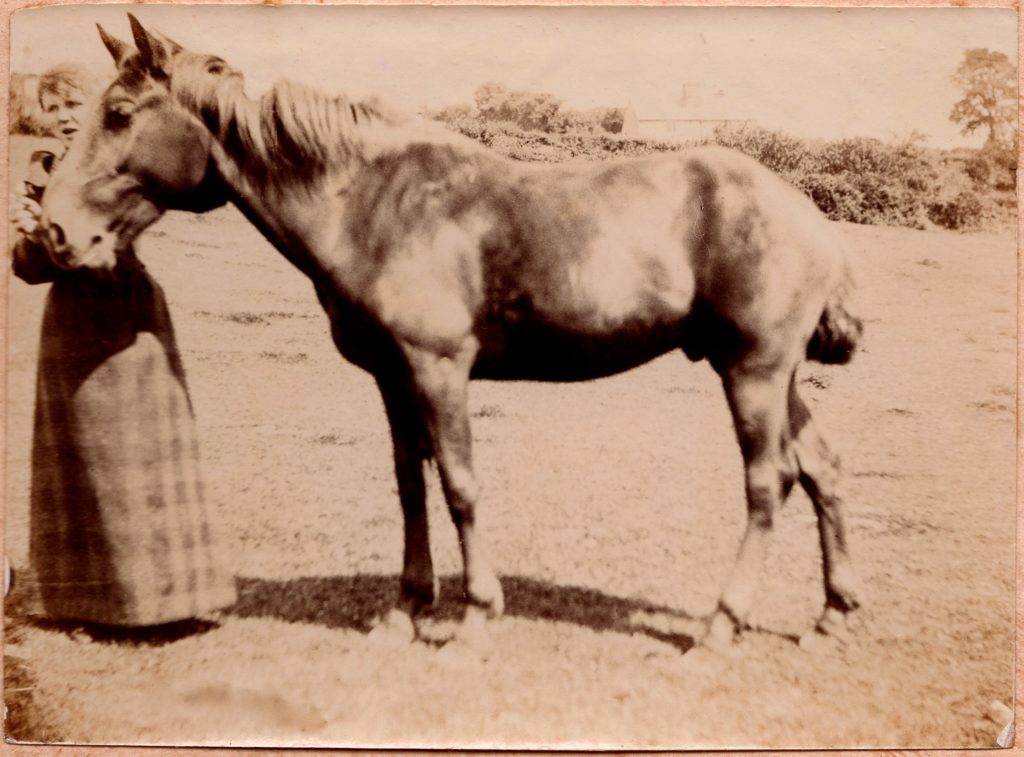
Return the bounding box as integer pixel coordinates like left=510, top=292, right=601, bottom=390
left=228, top=574, right=701, bottom=653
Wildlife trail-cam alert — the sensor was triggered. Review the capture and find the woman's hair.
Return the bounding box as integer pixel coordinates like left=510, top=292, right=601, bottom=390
left=37, top=63, right=103, bottom=105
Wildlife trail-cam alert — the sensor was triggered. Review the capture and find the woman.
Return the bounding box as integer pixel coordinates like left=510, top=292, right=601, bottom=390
left=9, top=63, right=237, bottom=627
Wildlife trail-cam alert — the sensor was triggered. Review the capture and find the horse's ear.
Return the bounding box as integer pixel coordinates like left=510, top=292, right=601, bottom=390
left=97, top=24, right=133, bottom=67
left=127, top=13, right=182, bottom=77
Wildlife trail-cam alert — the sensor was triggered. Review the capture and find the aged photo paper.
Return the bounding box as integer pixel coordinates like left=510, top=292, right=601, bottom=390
left=3, top=1, right=1018, bottom=752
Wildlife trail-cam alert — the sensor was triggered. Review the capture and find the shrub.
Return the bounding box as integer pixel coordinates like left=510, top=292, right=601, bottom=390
left=434, top=84, right=632, bottom=139
left=475, top=82, right=563, bottom=133
left=790, top=173, right=868, bottom=224
left=927, top=190, right=984, bottom=230
left=712, top=124, right=810, bottom=173
left=964, top=153, right=992, bottom=186
left=983, top=143, right=1018, bottom=191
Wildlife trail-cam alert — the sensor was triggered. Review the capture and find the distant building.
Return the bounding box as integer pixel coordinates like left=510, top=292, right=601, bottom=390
left=622, top=82, right=752, bottom=142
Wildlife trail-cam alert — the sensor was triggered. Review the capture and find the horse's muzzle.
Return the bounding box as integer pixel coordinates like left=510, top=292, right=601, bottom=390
left=40, top=216, right=119, bottom=271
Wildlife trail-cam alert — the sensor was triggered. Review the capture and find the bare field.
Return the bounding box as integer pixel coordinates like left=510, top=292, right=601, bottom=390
left=4, top=202, right=1016, bottom=748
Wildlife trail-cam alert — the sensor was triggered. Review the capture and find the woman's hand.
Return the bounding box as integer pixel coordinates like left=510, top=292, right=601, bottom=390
left=10, top=186, right=47, bottom=243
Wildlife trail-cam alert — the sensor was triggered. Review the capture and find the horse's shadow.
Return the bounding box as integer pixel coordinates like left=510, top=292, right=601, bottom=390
left=229, top=574, right=701, bottom=654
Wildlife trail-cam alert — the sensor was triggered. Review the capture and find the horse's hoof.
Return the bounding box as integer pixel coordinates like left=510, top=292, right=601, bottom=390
left=797, top=629, right=839, bottom=654
left=437, top=604, right=495, bottom=667
left=679, top=641, right=733, bottom=676
left=367, top=608, right=417, bottom=646
left=798, top=607, right=858, bottom=653
left=701, top=609, right=738, bottom=653
left=467, top=575, right=504, bottom=620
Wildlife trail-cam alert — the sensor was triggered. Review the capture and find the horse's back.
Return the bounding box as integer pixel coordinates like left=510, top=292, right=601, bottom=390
left=343, top=138, right=846, bottom=377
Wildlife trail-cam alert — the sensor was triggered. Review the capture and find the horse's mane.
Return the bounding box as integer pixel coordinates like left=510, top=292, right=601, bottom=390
left=170, top=59, right=404, bottom=190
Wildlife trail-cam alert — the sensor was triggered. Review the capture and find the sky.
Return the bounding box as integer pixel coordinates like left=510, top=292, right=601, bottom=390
left=11, top=4, right=1018, bottom=148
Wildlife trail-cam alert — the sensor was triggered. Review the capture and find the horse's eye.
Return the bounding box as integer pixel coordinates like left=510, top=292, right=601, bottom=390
left=206, top=60, right=225, bottom=75
left=104, top=102, right=134, bottom=130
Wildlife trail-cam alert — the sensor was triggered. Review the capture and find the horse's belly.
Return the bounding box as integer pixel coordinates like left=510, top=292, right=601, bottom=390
left=471, top=317, right=683, bottom=382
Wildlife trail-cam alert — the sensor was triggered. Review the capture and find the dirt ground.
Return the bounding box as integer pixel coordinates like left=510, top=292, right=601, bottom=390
left=3, top=175, right=1016, bottom=748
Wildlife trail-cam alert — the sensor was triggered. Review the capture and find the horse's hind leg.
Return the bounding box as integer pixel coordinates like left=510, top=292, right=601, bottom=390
left=371, top=376, right=438, bottom=642
left=788, top=380, right=862, bottom=643
left=703, top=362, right=797, bottom=651
left=403, top=340, right=504, bottom=646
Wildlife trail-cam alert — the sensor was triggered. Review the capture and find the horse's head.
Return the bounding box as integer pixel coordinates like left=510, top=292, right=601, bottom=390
left=40, top=14, right=232, bottom=270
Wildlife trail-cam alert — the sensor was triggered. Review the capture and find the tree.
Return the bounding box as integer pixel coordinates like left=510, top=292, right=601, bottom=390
left=949, top=48, right=1017, bottom=149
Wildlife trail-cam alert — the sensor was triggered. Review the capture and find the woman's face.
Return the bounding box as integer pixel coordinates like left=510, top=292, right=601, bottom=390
left=40, top=89, right=86, bottom=148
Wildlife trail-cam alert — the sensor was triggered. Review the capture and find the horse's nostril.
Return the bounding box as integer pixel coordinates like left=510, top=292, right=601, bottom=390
left=49, top=222, right=66, bottom=248
left=90, top=235, right=104, bottom=248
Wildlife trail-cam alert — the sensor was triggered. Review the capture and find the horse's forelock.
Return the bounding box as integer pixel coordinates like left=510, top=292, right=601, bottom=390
left=168, top=53, right=223, bottom=110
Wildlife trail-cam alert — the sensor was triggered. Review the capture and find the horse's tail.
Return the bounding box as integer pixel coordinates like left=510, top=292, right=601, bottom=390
left=806, top=273, right=862, bottom=365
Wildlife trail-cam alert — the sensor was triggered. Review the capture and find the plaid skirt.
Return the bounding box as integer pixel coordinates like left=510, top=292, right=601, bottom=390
left=24, top=264, right=237, bottom=626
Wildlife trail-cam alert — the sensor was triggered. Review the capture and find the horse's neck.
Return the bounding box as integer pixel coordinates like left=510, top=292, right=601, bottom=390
left=206, top=104, right=482, bottom=284
left=209, top=140, right=335, bottom=279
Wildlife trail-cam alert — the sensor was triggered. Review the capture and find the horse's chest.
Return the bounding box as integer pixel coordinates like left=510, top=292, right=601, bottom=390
left=316, top=287, right=395, bottom=373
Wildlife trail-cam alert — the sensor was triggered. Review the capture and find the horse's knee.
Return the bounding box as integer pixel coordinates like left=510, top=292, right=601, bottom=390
left=793, top=421, right=842, bottom=483
left=441, top=465, right=480, bottom=522
left=799, top=451, right=843, bottom=505
left=744, top=461, right=785, bottom=529
left=780, top=438, right=800, bottom=498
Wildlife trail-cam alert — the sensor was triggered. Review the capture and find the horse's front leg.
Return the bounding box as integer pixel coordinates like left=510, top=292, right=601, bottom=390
left=404, top=338, right=504, bottom=649
left=702, top=363, right=797, bottom=653
left=370, top=376, right=438, bottom=643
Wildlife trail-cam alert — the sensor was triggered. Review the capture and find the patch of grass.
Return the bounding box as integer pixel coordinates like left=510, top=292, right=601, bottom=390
left=970, top=400, right=1012, bottom=414
left=666, top=386, right=701, bottom=395
left=223, top=312, right=269, bottom=326
left=311, top=433, right=358, bottom=446
left=259, top=351, right=309, bottom=364
left=4, top=591, right=61, bottom=742
left=801, top=374, right=831, bottom=390
left=194, top=310, right=269, bottom=326
left=193, top=310, right=315, bottom=326
left=3, top=653, right=59, bottom=743
left=472, top=404, right=506, bottom=419
left=853, top=470, right=908, bottom=480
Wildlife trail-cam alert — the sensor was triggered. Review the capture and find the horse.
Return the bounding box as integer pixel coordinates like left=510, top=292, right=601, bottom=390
left=39, top=14, right=864, bottom=656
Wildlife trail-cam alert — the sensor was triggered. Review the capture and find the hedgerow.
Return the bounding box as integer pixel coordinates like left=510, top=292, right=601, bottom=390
left=440, top=117, right=1013, bottom=232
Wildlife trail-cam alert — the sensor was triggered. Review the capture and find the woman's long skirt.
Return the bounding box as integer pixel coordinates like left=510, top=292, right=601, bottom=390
left=25, top=266, right=236, bottom=626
